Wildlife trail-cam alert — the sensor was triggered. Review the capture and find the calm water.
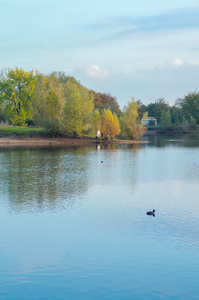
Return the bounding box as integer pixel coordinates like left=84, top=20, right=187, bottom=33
left=0, top=134, right=199, bottom=299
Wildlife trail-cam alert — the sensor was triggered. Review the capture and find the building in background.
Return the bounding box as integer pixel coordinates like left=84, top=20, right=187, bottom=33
left=141, top=117, right=157, bottom=126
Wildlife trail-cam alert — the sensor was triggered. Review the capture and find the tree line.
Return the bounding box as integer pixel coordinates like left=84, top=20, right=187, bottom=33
left=138, top=95, right=199, bottom=130
left=0, top=67, right=199, bottom=140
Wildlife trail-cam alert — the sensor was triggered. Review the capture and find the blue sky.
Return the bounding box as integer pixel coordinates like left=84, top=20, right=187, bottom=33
left=1, top=0, right=199, bottom=107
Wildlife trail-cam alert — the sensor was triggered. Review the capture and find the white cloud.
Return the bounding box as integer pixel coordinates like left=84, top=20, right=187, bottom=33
left=167, top=58, right=199, bottom=68
left=86, top=65, right=109, bottom=78
left=171, top=58, right=183, bottom=67
left=158, top=58, right=184, bottom=69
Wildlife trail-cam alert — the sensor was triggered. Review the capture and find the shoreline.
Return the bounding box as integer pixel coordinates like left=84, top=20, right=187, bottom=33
left=0, top=136, right=149, bottom=146
left=1, top=130, right=198, bottom=147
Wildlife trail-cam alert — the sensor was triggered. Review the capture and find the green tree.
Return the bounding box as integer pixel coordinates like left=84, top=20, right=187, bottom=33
left=54, top=71, right=80, bottom=86
left=43, top=89, right=64, bottom=135
left=170, top=105, right=181, bottom=125
left=33, top=73, right=65, bottom=135
left=176, top=92, right=199, bottom=124
left=181, top=117, right=190, bottom=131
left=0, top=67, right=37, bottom=125
left=189, top=116, right=197, bottom=128
left=0, top=105, right=6, bottom=123
left=154, top=98, right=170, bottom=123
left=92, top=109, right=101, bottom=133
left=146, top=102, right=156, bottom=118
left=62, top=81, right=94, bottom=137
left=121, top=99, right=146, bottom=140
left=160, top=110, right=171, bottom=129
left=137, top=100, right=147, bottom=120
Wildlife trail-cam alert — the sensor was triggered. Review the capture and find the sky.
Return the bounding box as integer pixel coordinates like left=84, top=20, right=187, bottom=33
left=1, top=0, right=199, bottom=107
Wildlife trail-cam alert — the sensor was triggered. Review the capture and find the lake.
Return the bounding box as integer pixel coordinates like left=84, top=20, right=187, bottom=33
left=0, top=134, right=199, bottom=299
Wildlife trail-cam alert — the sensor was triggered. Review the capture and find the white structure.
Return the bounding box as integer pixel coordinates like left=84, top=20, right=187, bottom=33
left=96, top=130, right=101, bottom=138
left=141, top=117, right=157, bottom=126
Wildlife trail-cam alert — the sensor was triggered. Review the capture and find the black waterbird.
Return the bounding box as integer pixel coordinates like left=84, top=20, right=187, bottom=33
left=146, top=209, right=155, bottom=216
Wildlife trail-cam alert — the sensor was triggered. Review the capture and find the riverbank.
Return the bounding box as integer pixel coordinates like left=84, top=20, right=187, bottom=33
left=0, top=135, right=149, bottom=146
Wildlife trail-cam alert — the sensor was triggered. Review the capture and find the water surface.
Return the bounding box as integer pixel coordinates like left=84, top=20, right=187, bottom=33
left=0, top=135, right=199, bottom=299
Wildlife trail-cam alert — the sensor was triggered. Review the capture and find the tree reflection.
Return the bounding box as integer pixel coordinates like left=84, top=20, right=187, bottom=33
left=0, top=143, right=148, bottom=212
left=144, top=134, right=199, bottom=148
left=0, top=146, right=94, bottom=211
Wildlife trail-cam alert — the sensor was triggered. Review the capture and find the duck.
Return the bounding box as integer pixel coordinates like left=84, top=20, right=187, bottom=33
left=146, top=209, right=155, bottom=215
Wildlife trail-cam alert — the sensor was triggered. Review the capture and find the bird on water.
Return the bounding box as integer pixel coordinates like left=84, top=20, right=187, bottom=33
left=146, top=209, right=155, bottom=216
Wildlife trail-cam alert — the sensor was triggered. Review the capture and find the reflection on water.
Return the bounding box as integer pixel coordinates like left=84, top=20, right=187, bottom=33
left=0, top=135, right=199, bottom=299
left=0, top=143, right=143, bottom=212
left=142, top=133, right=199, bottom=148
left=0, top=146, right=95, bottom=211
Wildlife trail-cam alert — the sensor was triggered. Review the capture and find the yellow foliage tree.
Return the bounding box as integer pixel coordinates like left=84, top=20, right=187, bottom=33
left=142, top=111, right=148, bottom=120
left=121, top=99, right=146, bottom=140
left=102, top=109, right=120, bottom=140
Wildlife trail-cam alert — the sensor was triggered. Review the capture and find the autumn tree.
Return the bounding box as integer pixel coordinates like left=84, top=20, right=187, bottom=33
left=62, top=80, right=94, bottom=137
left=90, top=90, right=121, bottom=117
left=142, top=111, right=148, bottom=120
left=112, top=112, right=121, bottom=138
left=121, top=99, right=146, bottom=140
left=101, top=109, right=120, bottom=140
left=53, top=71, right=80, bottom=86
left=33, top=73, right=65, bottom=135
left=92, top=109, right=101, bottom=133
left=0, top=67, right=37, bottom=125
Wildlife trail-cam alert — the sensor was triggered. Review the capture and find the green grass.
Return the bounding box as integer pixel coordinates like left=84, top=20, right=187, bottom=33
left=0, top=125, right=46, bottom=137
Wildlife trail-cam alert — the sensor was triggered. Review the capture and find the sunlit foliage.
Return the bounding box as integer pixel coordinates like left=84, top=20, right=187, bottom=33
left=0, top=67, right=37, bottom=125
left=121, top=99, right=146, bottom=140
left=92, top=109, right=101, bottom=133
left=101, top=109, right=120, bottom=140
left=33, top=73, right=65, bottom=135
left=62, top=81, right=94, bottom=137
left=90, top=90, right=121, bottom=117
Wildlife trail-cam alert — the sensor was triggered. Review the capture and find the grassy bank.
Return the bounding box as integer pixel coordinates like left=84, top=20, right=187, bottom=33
left=0, top=125, right=46, bottom=137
